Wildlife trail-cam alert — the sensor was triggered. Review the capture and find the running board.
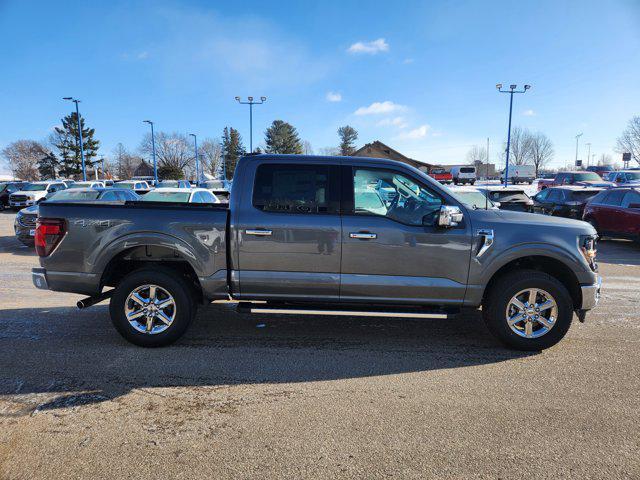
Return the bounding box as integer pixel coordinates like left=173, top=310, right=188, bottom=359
left=237, top=302, right=454, bottom=319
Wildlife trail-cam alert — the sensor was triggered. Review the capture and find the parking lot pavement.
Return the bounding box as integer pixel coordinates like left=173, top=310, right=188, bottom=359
left=0, top=210, right=638, bottom=479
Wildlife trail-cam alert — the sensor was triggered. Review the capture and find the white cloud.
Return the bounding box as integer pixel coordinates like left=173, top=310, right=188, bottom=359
left=347, top=38, right=389, bottom=55
left=403, top=58, right=414, bottom=64
left=355, top=101, right=406, bottom=116
left=137, top=51, right=149, bottom=59
left=523, top=109, right=535, bottom=116
left=377, top=116, right=408, bottom=128
left=396, top=124, right=431, bottom=140
left=326, top=91, right=342, bottom=102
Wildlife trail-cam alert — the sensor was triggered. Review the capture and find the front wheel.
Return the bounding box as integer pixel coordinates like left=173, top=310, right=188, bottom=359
left=482, top=270, right=574, bottom=351
left=109, top=267, right=197, bottom=347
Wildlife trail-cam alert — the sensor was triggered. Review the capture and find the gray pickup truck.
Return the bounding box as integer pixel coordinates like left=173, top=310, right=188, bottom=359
left=32, top=154, right=601, bottom=350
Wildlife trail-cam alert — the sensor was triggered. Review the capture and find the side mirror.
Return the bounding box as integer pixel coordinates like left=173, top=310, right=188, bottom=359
left=438, top=205, right=463, bottom=228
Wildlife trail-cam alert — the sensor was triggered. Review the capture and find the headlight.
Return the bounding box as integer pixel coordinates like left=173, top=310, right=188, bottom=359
left=580, top=235, right=597, bottom=270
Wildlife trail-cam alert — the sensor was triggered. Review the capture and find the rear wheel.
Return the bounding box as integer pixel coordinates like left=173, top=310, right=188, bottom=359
left=483, top=270, right=574, bottom=351
left=109, top=267, right=197, bottom=347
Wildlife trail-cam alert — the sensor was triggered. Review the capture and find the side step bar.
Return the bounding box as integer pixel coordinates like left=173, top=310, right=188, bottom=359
left=237, top=302, right=455, bottom=319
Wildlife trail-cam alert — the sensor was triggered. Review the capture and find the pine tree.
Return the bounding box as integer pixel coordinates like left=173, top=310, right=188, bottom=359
left=338, top=125, right=358, bottom=156
left=37, top=152, right=60, bottom=179
left=221, top=127, right=245, bottom=179
left=264, top=120, right=303, bottom=154
left=53, top=112, right=100, bottom=178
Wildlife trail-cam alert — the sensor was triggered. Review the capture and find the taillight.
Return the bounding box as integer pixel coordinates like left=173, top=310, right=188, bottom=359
left=35, top=218, right=66, bottom=257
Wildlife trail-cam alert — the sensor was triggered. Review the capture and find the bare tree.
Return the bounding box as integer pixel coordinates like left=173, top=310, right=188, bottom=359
left=302, top=140, right=313, bottom=155
left=139, top=132, right=194, bottom=172
left=616, top=116, right=640, bottom=166
left=112, top=143, right=139, bottom=179
left=466, top=145, right=488, bottom=164
left=1, top=140, right=48, bottom=180
left=502, top=126, right=533, bottom=165
left=598, top=153, right=613, bottom=166
left=199, top=138, right=223, bottom=177
left=528, top=132, right=554, bottom=177
left=318, top=146, right=340, bottom=156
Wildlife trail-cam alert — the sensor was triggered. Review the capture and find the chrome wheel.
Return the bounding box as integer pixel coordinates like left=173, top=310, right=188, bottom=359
left=505, top=288, right=558, bottom=339
left=124, top=284, right=176, bottom=335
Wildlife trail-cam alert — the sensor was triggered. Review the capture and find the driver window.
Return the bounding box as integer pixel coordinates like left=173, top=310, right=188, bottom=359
left=353, top=168, right=443, bottom=226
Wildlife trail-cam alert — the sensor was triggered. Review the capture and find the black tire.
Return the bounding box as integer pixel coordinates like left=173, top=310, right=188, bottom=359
left=482, top=270, right=574, bottom=351
left=109, top=267, right=197, bottom=347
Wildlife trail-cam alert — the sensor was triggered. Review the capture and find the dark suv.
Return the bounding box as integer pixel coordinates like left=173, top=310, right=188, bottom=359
left=0, top=182, right=27, bottom=209
left=532, top=187, right=603, bottom=219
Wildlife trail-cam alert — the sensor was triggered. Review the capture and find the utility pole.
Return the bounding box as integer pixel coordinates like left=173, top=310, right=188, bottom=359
left=496, top=84, right=531, bottom=186
left=189, top=133, right=199, bottom=184
left=143, top=120, right=158, bottom=183
left=235, top=96, right=267, bottom=152
left=63, top=97, right=87, bottom=181
left=575, top=133, right=583, bottom=168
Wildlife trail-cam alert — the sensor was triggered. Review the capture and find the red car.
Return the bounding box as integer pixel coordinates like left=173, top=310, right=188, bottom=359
left=428, top=167, right=453, bottom=184
left=582, top=187, right=640, bottom=242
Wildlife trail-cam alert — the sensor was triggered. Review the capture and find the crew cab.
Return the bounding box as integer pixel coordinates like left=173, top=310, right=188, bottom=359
left=32, top=155, right=601, bottom=351
left=537, top=171, right=614, bottom=191
left=427, top=167, right=453, bottom=184
left=9, top=181, right=67, bottom=209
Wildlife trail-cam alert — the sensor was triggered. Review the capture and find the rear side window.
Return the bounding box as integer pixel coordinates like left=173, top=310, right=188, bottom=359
left=601, top=190, right=626, bottom=206
left=622, top=191, right=640, bottom=208
left=253, top=164, right=339, bottom=214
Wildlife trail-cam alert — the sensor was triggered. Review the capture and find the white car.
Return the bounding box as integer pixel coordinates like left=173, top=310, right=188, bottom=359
left=500, top=164, right=535, bottom=184
left=72, top=181, right=106, bottom=189
left=9, top=181, right=67, bottom=209
left=140, top=187, right=220, bottom=203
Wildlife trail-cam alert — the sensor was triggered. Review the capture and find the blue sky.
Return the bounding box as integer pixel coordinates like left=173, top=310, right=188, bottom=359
left=1, top=0, right=639, bottom=174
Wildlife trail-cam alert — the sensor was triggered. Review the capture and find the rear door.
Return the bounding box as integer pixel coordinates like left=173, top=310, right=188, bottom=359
left=235, top=161, right=342, bottom=300
left=340, top=164, right=472, bottom=305
left=598, top=189, right=626, bottom=233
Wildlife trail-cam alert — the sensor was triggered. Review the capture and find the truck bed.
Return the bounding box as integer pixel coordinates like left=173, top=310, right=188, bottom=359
left=36, top=201, right=230, bottom=299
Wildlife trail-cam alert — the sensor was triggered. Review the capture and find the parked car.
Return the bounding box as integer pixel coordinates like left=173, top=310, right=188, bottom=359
left=72, top=181, right=105, bottom=189
left=532, top=187, right=603, bottom=219
left=9, top=181, right=67, bottom=209
left=500, top=164, right=535, bottom=184
left=140, top=187, right=220, bottom=203
left=448, top=186, right=498, bottom=210
left=0, top=182, right=27, bottom=209
left=609, top=170, right=640, bottom=187
left=586, top=165, right=615, bottom=179
left=537, top=171, right=614, bottom=191
left=582, top=187, right=640, bottom=242
left=476, top=186, right=534, bottom=212
left=428, top=167, right=453, bottom=184
left=32, top=154, right=601, bottom=351
left=14, top=187, right=140, bottom=246
left=115, top=180, right=152, bottom=195
left=450, top=165, right=476, bottom=185
left=156, top=180, right=192, bottom=189
left=201, top=179, right=231, bottom=202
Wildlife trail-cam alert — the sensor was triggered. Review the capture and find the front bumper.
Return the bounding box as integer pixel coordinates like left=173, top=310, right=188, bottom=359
left=580, top=276, right=602, bottom=310
left=10, top=200, right=36, bottom=208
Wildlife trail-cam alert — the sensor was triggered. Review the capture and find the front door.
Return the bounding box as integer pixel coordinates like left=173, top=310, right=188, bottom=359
left=340, top=165, right=472, bottom=305
left=236, top=161, right=342, bottom=300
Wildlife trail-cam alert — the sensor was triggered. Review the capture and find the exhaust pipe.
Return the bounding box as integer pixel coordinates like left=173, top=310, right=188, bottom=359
left=77, top=289, right=114, bottom=309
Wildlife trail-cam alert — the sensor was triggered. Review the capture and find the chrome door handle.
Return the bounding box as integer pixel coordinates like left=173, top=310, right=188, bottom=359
left=246, top=229, right=273, bottom=236
left=349, top=232, right=377, bottom=239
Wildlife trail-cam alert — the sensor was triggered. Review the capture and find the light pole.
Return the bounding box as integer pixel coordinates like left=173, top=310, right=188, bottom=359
left=585, top=142, right=591, bottom=168
left=143, top=120, right=158, bottom=183
left=63, top=97, right=87, bottom=181
left=235, top=96, right=267, bottom=153
left=496, top=84, right=531, bottom=186
left=189, top=133, right=199, bottom=184
left=575, top=133, right=583, bottom=168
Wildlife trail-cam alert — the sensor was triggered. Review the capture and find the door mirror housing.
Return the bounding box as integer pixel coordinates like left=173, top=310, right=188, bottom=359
left=437, top=205, right=463, bottom=228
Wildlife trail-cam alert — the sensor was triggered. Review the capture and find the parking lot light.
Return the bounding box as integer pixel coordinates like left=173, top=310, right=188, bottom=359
left=63, top=97, right=87, bottom=181
left=496, top=83, right=532, bottom=187
left=189, top=133, right=199, bottom=184
left=235, top=96, right=267, bottom=153
left=143, top=120, right=158, bottom=183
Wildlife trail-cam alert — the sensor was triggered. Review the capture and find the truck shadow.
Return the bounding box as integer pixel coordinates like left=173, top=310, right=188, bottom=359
left=0, top=234, right=35, bottom=256
left=0, top=304, right=533, bottom=415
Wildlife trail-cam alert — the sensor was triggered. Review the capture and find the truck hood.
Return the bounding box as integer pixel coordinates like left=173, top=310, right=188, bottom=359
left=11, top=190, right=47, bottom=198
left=472, top=208, right=596, bottom=235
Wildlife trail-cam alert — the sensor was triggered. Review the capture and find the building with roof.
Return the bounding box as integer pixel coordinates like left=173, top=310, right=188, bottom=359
left=352, top=141, right=432, bottom=172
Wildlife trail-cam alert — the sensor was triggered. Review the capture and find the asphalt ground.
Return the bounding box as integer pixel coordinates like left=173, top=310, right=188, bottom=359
left=0, top=209, right=638, bottom=479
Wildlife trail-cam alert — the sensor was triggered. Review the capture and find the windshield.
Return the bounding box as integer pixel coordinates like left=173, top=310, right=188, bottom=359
left=48, top=190, right=101, bottom=201
left=142, top=191, right=191, bottom=202
left=21, top=183, right=48, bottom=191
left=0, top=184, right=8, bottom=193
left=570, top=191, right=600, bottom=201
left=156, top=181, right=180, bottom=188
left=116, top=182, right=135, bottom=189
left=204, top=180, right=225, bottom=189
left=73, top=182, right=98, bottom=188
left=574, top=172, right=603, bottom=182
left=488, top=191, right=530, bottom=203
left=460, top=167, right=475, bottom=173
left=454, top=191, right=496, bottom=209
